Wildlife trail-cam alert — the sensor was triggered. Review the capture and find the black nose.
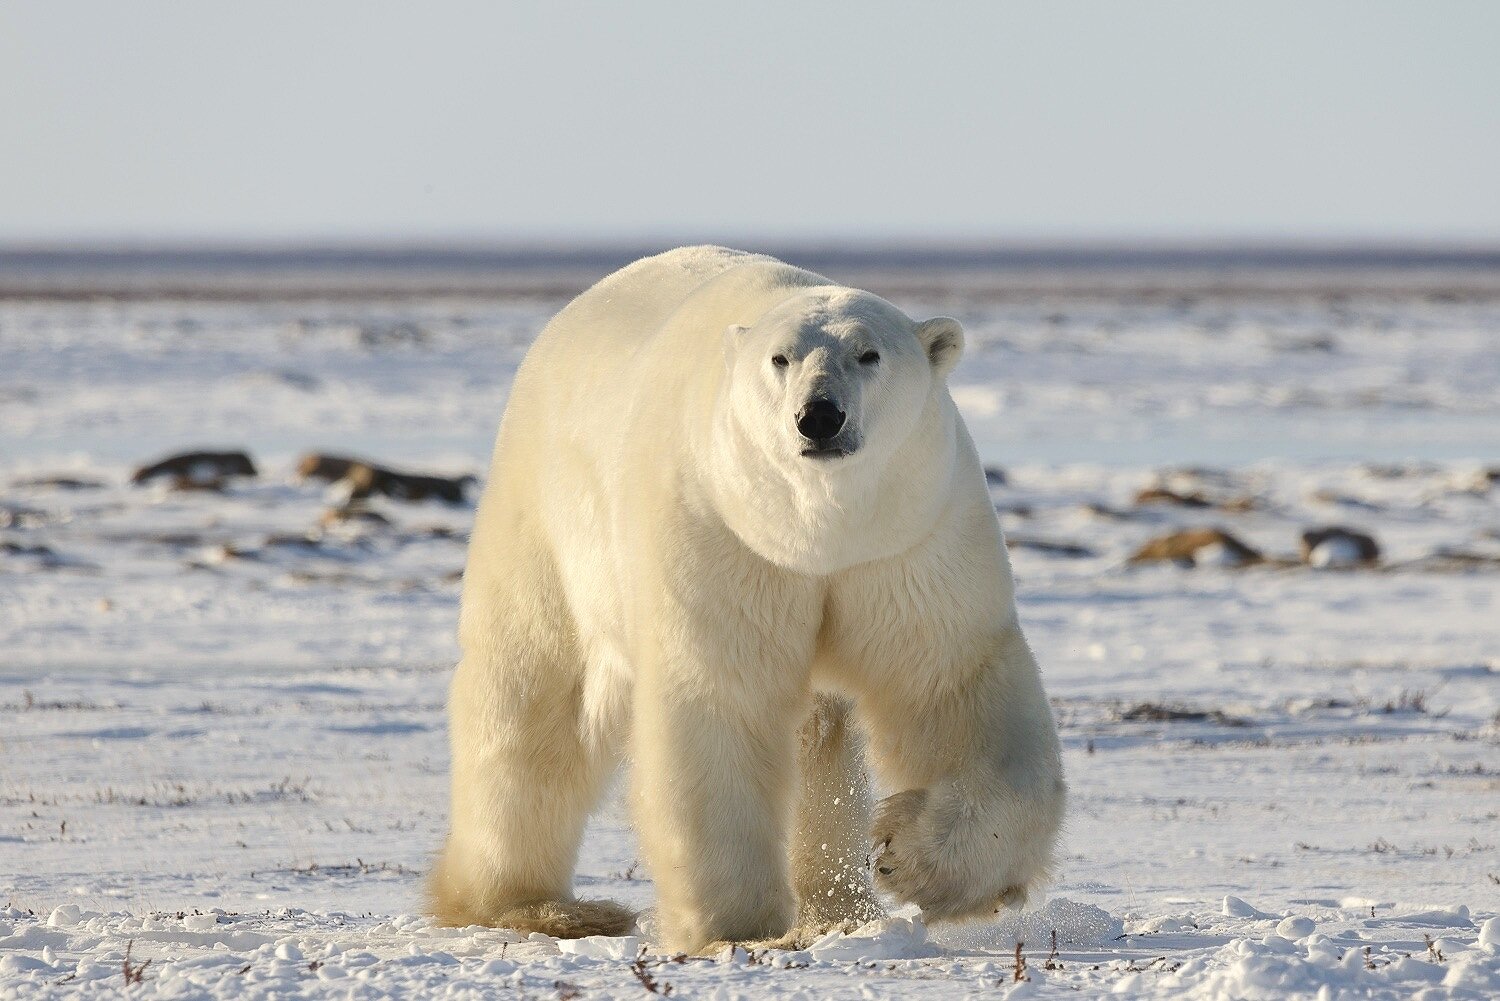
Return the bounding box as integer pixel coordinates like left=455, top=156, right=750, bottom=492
left=796, top=399, right=846, bottom=441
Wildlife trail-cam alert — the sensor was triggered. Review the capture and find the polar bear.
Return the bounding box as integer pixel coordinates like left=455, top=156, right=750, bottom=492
left=429, top=247, right=1065, bottom=952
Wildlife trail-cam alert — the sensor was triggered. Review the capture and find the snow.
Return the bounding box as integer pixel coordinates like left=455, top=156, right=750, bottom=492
left=2, top=263, right=1498, bottom=997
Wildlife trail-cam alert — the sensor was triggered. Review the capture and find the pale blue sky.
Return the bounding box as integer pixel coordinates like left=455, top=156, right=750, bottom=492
left=2, top=1, right=1498, bottom=244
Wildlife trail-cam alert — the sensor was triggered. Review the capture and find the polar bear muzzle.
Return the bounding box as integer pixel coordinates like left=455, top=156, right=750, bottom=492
left=796, top=398, right=849, bottom=457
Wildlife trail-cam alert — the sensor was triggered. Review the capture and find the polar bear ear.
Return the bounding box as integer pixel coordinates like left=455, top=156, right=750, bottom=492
left=917, top=317, right=964, bottom=376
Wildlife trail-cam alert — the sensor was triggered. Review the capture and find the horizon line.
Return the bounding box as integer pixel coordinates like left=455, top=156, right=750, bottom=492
left=5, top=238, right=1500, bottom=269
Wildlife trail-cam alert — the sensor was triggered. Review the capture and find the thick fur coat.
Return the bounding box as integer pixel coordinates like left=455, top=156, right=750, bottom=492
left=430, top=247, right=1065, bottom=952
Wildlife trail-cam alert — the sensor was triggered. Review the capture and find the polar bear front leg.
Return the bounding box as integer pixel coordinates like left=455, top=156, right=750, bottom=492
left=824, top=502, right=1066, bottom=923
left=861, top=626, right=1065, bottom=921
left=631, top=542, right=821, bottom=953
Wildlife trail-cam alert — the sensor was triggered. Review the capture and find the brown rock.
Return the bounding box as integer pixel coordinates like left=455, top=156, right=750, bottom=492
left=319, top=505, right=392, bottom=528
left=296, top=454, right=363, bottom=483
left=1134, top=487, right=1213, bottom=508
left=299, top=453, right=476, bottom=505
left=1218, top=495, right=1260, bottom=513
left=1129, top=527, right=1263, bottom=567
left=340, top=463, right=476, bottom=505
left=168, top=476, right=227, bottom=493
left=132, top=450, right=257, bottom=486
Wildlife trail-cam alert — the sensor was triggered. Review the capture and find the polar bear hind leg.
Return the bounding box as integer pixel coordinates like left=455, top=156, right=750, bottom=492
left=789, top=694, right=884, bottom=930
left=429, top=508, right=632, bottom=938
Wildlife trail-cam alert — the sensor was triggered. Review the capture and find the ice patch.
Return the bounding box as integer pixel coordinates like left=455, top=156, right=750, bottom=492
left=556, top=934, right=640, bottom=960
left=1276, top=915, right=1316, bottom=939
left=931, top=897, right=1124, bottom=950
left=0, top=954, right=57, bottom=974
left=1395, top=904, right=1472, bottom=927
left=1223, top=895, right=1276, bottom=919
left=46, top=904, right=82, bottom=927
left=806, top=916, right=934, bottom=962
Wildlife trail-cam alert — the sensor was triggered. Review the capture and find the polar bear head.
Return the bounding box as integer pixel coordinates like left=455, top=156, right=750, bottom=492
left=712, top=286, right=965, bottom=572
left=722, top=287, right=963, bottom=474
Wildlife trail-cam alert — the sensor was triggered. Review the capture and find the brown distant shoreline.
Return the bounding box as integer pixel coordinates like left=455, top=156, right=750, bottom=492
left=3, top=243, right=1499, bottom=301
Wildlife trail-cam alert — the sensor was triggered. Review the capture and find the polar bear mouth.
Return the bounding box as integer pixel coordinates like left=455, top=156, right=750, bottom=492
left=800, top=446, right=848, bottom=460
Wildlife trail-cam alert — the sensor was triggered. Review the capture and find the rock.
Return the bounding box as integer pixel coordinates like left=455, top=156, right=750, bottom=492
left=340, top=463, right=476, bottom=505
left=298, top=453, right=476, bottom=505
left=167, top=475, right=228, bottom=493
left=1006, top=536, right=1096, bottom=558
left=1, top=541, right=96, bottom=571
left=261, top=533, right=326, bottom=554
left=132, top=450, right=257, bottom=486
left=296, top=453, right=363, bottom=483
left=1, top=541, right=57, bottom=558
left=1300, top=526, right=1379, bottom=567
left=1134, top=486, right=1213, bottom=508
left=1218, top=495, right=1260, bottom=513
left=10, top=475, right=105, bottom=490
left=202, top=543, right=256, bottom=564
left=1118, top=702, right=1251, bottom=727
left=319, top=506, right=392, bottom=528
left=1083, top=502, right=1147, bottom=521
left=1129, top=528, right=1262, bottom=568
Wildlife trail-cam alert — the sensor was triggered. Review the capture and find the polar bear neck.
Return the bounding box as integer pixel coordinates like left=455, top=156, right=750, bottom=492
left=700, top=390, right=960, bottom=576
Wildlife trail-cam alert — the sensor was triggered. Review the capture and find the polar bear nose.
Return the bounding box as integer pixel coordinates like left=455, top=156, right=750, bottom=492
left=796, top=399, right=846, bottom=442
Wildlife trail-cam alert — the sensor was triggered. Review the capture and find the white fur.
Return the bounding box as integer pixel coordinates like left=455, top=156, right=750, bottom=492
left=430, top=247, right=1065, bottom=952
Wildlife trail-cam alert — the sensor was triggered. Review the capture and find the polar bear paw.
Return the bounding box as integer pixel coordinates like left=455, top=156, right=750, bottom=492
left=434, top=896, right=636, bottom=938
left=494, top=899, right=637, bottom=938
left=870, top=786, right=1039, bottom=921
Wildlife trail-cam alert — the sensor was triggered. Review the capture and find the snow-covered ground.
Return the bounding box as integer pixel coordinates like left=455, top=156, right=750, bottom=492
left=3, top=264, right=1498, bottom=998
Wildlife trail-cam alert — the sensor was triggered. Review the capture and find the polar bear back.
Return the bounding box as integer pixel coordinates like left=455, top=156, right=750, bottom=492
left=498, top=246, right=825, bottom=483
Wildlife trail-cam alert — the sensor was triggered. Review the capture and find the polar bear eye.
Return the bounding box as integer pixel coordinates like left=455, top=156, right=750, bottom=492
left=772, top=354, right=789, bottom=368
left=859, top=350, right=880, bottom=365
